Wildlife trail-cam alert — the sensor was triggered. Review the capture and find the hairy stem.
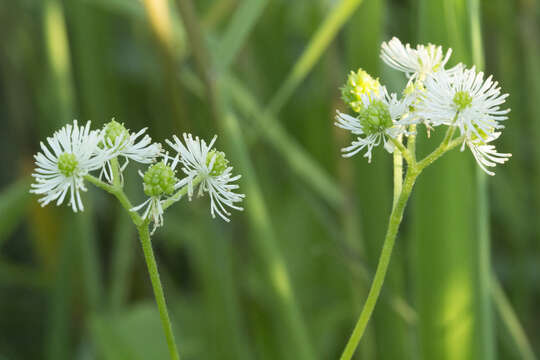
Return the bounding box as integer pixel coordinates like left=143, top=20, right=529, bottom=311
left=137, top=225, right=181, bottom=360
left=393, top=135, right=403, bottom=207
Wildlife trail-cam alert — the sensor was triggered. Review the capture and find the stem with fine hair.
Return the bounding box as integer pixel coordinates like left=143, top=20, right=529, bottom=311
left=340, top=124, right=464, bottom=359
left=137, top=224, right=180, bottom=360
left=83, top=167, right=198, bottom=360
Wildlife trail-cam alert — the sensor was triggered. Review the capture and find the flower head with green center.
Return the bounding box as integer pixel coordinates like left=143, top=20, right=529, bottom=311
left=416, top=66, right=511, bottom=174
left=336, top=86, right=410, bottom=162
left=341, top=69, right=381, bottom=113
left=380, top=37, right=454, bottom=81
left=132, top=156, right=179, bottom=232
left=31, top=120, right=114, bottom=212
left=417, top=66, right=509, bottom=138
left=57, top=153, right=78, bottom=176
left=166, top=133, right=244, bottom=222
left=99, top=119, right=162, bottom=183
left=453, top=91, right=473, bottom=111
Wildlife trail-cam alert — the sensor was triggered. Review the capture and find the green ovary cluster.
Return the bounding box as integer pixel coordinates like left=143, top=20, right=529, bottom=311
left=58, top=153, right=78, bottom=177
left=206, top=150, right=228, bottom=176
left=359, top=100, right=393, bottom=135
left=143, top=162, right=177, bottom=197
left=341, top=68, right=381, bottom=113
left=453, top=91, right=473, bottom=111
left=104, top=119, right=130, bottom=144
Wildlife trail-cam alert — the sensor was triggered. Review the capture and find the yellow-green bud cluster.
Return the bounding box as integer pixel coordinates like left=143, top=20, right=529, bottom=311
left=206, top=150, right=228, bottom=176
left=453, top=91, right=473, bottom=111
left=57, top=153, right=78, bottom=177
left=142, top=162, right=177, bottom=197
left=341, top=69, right=381, bottom=113
left=104, top=119, right=130, bottom=144
left=359, top=100, right=393, bottom=135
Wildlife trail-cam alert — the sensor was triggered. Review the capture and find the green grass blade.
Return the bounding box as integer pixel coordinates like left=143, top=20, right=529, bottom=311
left=267, top=0, right=364, bottom=113
left=492, top=276, right=538, bottom=360
left=413, top=1, right=488, bottom=359
left=109, top=210, right=136, bottom=312
left=215, top=0, right=268, bottom=74
left=0, top=178, right=31, bottom=248
left=468, top=0, right=495, bottom=358
left=226, top=75, right=345, bottom=208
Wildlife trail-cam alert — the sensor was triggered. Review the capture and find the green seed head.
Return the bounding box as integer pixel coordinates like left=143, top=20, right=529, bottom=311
left=142, top=161, right=177, bottom=197
left=341, top=68, right=381, bottom=113
left=57, top=153, right=78, bottom=177
left=206, top=150, right=229, bottom=176
left=453, top=91, right=473, bottom=111
left=359, top=100, right=393, bottom=135
left=104, top=119, right=130, bottom=144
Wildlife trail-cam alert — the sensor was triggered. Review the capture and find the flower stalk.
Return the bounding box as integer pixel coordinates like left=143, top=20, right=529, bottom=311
left=339, top=123, right=471, bottom=359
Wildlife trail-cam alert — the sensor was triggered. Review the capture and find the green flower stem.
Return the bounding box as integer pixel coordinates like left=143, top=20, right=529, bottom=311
left=417, top=130, right=464, bottom=171
left=390, top=137, right=413, bottom=164
left=407, top=124, right=417, bottom=161
left=340, top=167, right=419, bottom=360
left=83, top=172, right=202, bottom=360
left=110, top=158, right=122, bottom=187
left=393, top=135, right=403, bottom=207
left=162, top=175, right=203, bottom=211
left=83, top=175, right=142, bottom=226
left=341, top=125, right=466, bottom=360
left=137, top=224, right=180, bottom=360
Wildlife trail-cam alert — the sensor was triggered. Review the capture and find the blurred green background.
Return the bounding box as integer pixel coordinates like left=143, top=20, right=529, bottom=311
left=0, top=0, right=539, bottom=359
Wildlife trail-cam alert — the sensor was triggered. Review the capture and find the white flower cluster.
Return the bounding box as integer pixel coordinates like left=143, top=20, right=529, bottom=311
left=31, top=120, right=244, bottom=228
left=336, top=37, right=511, bottom=175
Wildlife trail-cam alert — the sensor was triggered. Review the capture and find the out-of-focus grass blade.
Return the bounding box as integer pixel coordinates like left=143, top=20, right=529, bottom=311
left=414, top=1, right=488, bottom=359
left=0, top=178, right=31, bottom=248
left=0, top=258, right=47, bottom=288
left=214, top=0, right=268, bottom=74
left=47, top=218, right=77, bottom=360
left=42, top=0, right=75, bottom=128
left=220, top=107, right=317, bottom=360
left=109, top=210, right=136, bottom=312
left=75, top=208, right=103, bottom=313
left=202, top=0, right=238, bottom=29
left=163, top=216, right=253, bottom=360
left=492, top=276, right=538, bottom=360
left=468, top=0, right=495, bottom=359
left=178, top=68, right=344, bottom=209
left=267, top=0, right=364, bottom=114
left=91, top=303, right=177, bottom=360
left=226, top=75, right=345, bottom=208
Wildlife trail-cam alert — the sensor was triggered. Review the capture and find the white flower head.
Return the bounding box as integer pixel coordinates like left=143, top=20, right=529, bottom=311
left=381, top=37, right=453, bottom=81
left=335, top=86, right=410, bottom=162
left=132, top=154, right=179, bottom=233
left=30, top=120, right=112, bottom=212
left=166, top=133, right=245, bottom=222
left=100, top=119, right=162, bottom=183
left=416, top=66, right=510, bottom=140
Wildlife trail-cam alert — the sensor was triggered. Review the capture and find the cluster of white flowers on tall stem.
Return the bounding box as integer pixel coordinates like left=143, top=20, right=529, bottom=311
left=337, top=37, right=511, bottom=360
left=30, top=119, right=245, bottom=360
